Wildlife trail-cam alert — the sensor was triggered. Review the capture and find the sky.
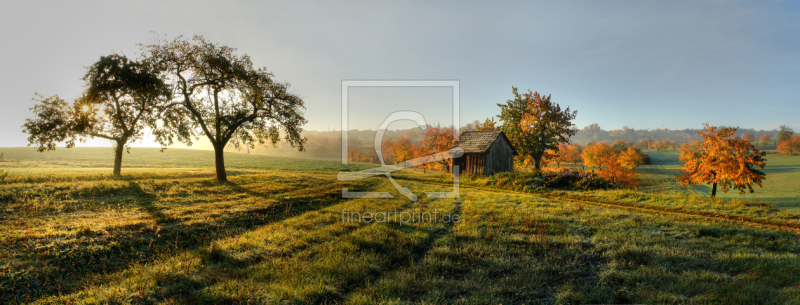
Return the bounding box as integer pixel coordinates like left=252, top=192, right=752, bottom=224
left=1, top=0, right=799, bottom=149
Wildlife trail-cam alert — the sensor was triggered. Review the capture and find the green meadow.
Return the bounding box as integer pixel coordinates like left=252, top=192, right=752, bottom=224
left=635, top=150, right=800, bottom=212
left=1, top=147, right=800, bottom=304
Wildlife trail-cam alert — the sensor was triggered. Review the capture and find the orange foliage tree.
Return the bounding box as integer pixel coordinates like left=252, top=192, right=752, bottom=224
left=416, top=125, right=456, bottom=171
left=618, top=147, right=644, bottom=169
left=549, top=143, right=582, bottom=167
left=759, top=134, right=772, bottom=146
left=381, top=137, right=415, bottom=165
left=777, top=135, right=800, bottom=155
left=581, top=142, right=642, bottom=187
left=677, top=124, right=766, bottom=198
left=349, top=148, right=378, bottom=163
left=742, top=133, right=755, bottom=143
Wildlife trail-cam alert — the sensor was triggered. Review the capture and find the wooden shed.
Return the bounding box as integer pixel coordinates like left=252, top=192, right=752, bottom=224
left=451, top=130, right=517, bottom=176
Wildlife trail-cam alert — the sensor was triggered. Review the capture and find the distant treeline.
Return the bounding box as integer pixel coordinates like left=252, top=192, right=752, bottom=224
left=242, top=123, right=786, bottom=160
left=569, top=123, right=782, bottom=146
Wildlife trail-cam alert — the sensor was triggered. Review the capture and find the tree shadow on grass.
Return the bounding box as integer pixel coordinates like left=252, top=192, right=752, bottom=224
left=0, top=176, right=381, bottom=304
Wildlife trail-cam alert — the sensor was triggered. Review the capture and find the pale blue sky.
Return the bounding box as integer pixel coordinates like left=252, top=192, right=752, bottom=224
left=1, top=0, right=798, bottom=148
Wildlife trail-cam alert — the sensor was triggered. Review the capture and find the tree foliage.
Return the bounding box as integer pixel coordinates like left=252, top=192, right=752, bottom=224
left=777, top=135, right=800, bottom=155
left=759, top=134, right=772, bottom=146
left=416, top=125, right=456, bottom=171
left=22, top=54, right=171, bottom=175
left=497, top=87, right=577, bottom=170
left=677, top=124, right=766, bottom=198
left=777, top=125, right=794, bottom=144
left=475, top=117, right=497, bottom=131
left=143, top=36, right=307, bottom=181
left=580, top=142, right=642, bottom=187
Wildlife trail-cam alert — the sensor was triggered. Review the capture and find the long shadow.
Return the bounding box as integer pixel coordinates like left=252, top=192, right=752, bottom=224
left=0, top=177, right=381, bottom=304
left=308, top=199, right=466, bottom=304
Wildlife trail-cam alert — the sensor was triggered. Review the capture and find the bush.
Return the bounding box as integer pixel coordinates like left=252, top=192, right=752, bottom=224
left=465, top=169, right=613, bottom=192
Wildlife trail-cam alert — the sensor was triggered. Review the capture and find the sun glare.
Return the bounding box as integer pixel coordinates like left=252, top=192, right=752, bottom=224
left=82, top=105, right=90, bottom=112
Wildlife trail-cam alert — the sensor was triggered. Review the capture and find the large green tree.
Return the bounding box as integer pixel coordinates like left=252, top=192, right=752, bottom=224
left=143, top=36, right=307, bottom=181
left=497, top=87, right=577, bottom=170
left=22, top=54, right=171, bottom=175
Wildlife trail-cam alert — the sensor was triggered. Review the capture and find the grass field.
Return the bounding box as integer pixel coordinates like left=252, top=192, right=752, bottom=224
left=1, top=147, right=800, bottom=304
left=635, top=149, right=800, bottom=212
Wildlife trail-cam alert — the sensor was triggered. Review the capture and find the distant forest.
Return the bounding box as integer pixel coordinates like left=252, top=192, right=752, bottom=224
left=242, top=121, right=784, bottom=160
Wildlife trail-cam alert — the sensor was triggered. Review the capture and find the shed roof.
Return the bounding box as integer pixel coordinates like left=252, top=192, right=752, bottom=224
left=451, top=130, right=517, bottom=155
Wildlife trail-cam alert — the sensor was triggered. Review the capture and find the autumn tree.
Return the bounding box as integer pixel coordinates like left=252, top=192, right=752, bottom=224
left=618, top=147, right=644, bottom=169
left=381, top=137, right=415, bottom=164
left=742, top=133, right=755, bottom=143
left=581, top=142, right=616, bottom=168
left=777, top=135, right=800, bottom=155
left=677, top=124, right=766, bottom=198
left=777, top=125, right=794, bottom=144
left=596, top=156, right=640, bottom=187
left=498, top=87, right=577, bottom=170
left=581, top=142, right=642, bottom=187
left=349, top=148, right=378, bottom=163
left=143, top=36, right=306, bottom=181
left=759, top=134, right=772, bottom=146
left=565, top=143, right=583, bottom=164
left=416, top=125, right=456, bottom=171
left=475, top=117, right=497, bottom=131
left=22, top=54, right=172, bottom=175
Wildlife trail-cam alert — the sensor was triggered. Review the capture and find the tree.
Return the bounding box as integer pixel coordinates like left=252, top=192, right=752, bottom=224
left=596, top=156, right=640, bottom=187
left=581, top=142, right=641, bottom=187
left=475, top=117, right=497, bottom=131
left=581, top=142, right=615, bottom=168
left=382, top=137, right=414, bottom=164
left=565, top=143, right=583, bottom=164
left=618, top=147, right=644, bottom=169
left=144, top=36, right=307, bottom=181
left=549, top=143, right=570, bottom=167
left=497, top=87, right=577, bottom=170
left=677, top=124, right=766, bottom=198
left=777, top=125, right=794, bottom=144
left=742, top=133, right=755, bottom=143
left=22, top=54, right=171, bottom=175
left=611, top=139, right=629, bottom=152
left=349, top=148, right=378, bottom=163
left=777, top=135, right=800, bottom=155
left=759, top=134, right=772, bottom=146
left=417, top=125, right=456, bottom=171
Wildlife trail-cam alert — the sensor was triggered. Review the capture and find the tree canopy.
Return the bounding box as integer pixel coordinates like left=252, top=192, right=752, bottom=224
left=777, top=125, right=794, bottom=144
left=22, top=54, right=171, bottom=175
left=677, top=124, right=766, bottom=198
left=497, top=87, right=577, bottom=170
left=143, top=36, right=307, bottom=181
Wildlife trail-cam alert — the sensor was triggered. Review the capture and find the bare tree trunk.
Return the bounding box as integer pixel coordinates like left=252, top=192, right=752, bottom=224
left=113, top=139, right=125, bottom=176
left=711, top=182, right=717, bottom=198
left=214, top=145, right=227, bottom=182
left=533, top=154, right=543, bottom=170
